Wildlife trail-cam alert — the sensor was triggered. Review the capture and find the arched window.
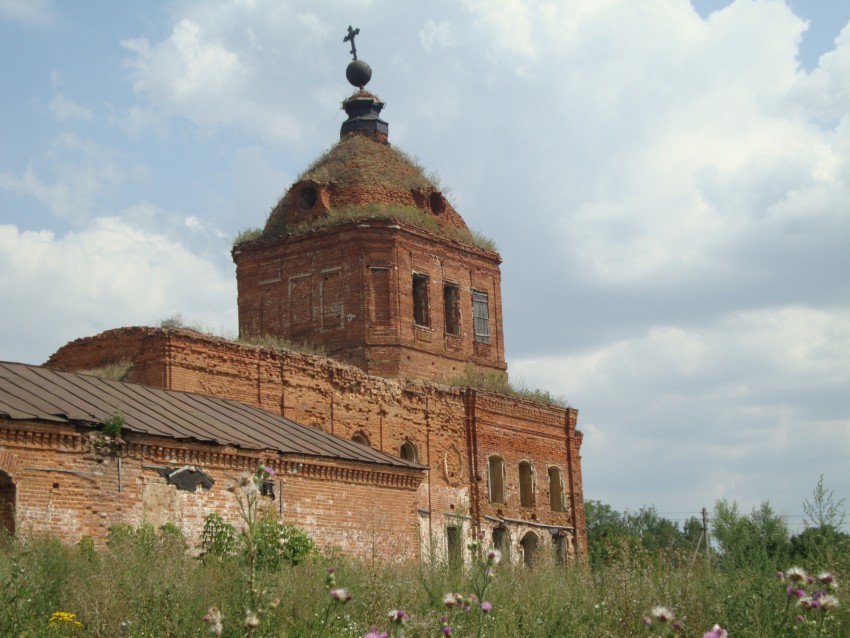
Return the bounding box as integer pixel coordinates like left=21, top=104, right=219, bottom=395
left=0, top=471, right=15, bottom=536
left=352, top=432, right=370, bottom=447
left=400, top=439, right=418, bottom=463
left=548, top=466, right=565, bottom=512
left=520, top=531, right=538, bottom=568
left=518, top=461, right=534, bottom=507
left=487, top=455, right=505, bottom=503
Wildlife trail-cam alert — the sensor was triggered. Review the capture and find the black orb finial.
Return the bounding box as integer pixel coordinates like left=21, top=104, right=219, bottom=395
left=343, top=25, right=371, bottom=89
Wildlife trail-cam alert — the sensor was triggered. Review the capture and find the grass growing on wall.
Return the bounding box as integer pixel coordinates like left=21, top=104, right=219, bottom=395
left=445, top=366, right=570, bottom=408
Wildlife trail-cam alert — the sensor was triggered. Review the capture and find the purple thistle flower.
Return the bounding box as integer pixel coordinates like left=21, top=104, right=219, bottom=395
left=363, top=627, right=387, bottom=638
left=702, top=625, right=728, bottom=638
left=442, top=626, right=452, bottom=636
left=481, top=601, right=493, bottom=614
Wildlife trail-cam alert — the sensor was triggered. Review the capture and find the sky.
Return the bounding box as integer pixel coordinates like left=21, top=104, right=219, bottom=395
left=1, top=0, right=849, bottom=534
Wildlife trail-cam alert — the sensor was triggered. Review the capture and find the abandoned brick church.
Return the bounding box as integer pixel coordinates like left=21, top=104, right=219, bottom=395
left=0, top=49, right=586, bottom=566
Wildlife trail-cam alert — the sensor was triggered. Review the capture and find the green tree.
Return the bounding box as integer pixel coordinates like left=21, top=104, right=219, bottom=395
left=711, top=499, right=789, bottom=569
left=790, top=474, right=849, bottom=570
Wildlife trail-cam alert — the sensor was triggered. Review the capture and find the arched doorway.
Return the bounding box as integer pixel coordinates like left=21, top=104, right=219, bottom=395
left=520, top=531, right=538, bottom=567
left=0, top=471, right=15, bottom=536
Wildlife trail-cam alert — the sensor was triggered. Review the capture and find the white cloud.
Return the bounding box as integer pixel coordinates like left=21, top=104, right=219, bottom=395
left=512, top=305, right=850, bottom=513
left=0, top=135, right=134, bottom=221
left=419, top=19, right=456, bottom=54
left=49, top=93, right=93, bottom=121
left=0, top=0, right=56, bottom=28
left=0, top=219, right=236, bottom=364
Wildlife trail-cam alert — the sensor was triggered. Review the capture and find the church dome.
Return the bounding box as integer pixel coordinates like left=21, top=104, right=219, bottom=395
left=262, top=130, right=469, bottom=239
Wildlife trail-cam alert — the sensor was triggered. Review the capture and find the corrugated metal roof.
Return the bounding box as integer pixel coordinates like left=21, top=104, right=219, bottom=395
left=0, top=361, right=424, bottom=470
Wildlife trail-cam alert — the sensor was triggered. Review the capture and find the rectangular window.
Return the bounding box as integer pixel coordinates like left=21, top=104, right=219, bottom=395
left=446, top=525, right=462, bottom=569
left=413, top=274, right=430, bottom=327
left=472, top=290, right=491, bottom=344
left=443, top=282, right=460, bottom=335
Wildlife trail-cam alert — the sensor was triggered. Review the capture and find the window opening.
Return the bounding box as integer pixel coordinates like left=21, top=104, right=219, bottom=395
left=519, top=461, right=534, bottom=507
left=260, top=480, right=276, bottom=499
left=472, top=290, right=491, bottom=344
left=0, top=471, right=15, bottom=536
left=488, top=455, right=505, bottom=503
left=443, top=283, right=460, bottom=335
left=492, top=526, right=511, bottom=563
left=298, top=185, right=318, bottom=210
left=548, top=466, right=565, bottom=512
left=554, top=533, right=567, bottom=565
left=400, top=439, right=419, bottom=463
left=447, top=525, right=462, bottom=569
left=413, top=274, right=430, bottom=327
left=520, top=531, right=538, bottom=568
left=152, top=465, right=215, bottom=492
left=352, top=432, right=370, bottom=447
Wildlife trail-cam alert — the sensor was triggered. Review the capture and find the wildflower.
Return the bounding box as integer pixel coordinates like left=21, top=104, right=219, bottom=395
left=245, top=610, right=260, bottom=629
left=364, top=627, right=388, bottom=638
left=817, top=594, right=840, bottom=611
left=481, top=601, right=493, bottom=614
left=786, top=566, right=808, bottom=583
left=486, top=548, right=502, bottom=565
left=776, top=570, right=785, bottom=581
left=817, top=572, right=837, bottom=589
left=443, top=592, right=461, bottom=608
left=673, top=621, right=683, bottom=632
left=650, top=606, right=675, bottom=623
left=203, top=606, right=223, bottom=637
left=702, top=625, right=728, bottom=638
left=643, top=616, right=652, bottom=626
left=441, top=626, right=452, bottom=636
left=387, top=609, right=408, bottom=624
left=330, top=588, right=352, bottom=603
left=49, top=611, right=83, bottom=628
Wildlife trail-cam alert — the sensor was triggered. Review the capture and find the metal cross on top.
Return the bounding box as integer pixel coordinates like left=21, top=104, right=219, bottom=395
left=344, top=25, right=360, bottom=60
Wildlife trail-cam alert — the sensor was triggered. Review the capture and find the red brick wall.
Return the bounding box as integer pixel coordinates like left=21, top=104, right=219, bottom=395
left=233, top=220, right=507, bottom=382
left=47, top=328, right=587, bottom=563
left=0, top=419, right=422, bottom=560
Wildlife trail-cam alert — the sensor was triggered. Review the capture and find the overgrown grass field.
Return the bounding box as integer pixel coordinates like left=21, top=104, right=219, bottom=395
left=1, top=529, right=846, bottom=638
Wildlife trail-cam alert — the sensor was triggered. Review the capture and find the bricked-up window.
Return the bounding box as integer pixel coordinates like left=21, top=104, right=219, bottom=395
left=548, top=466, right=565, bottom=512
left=518, top=461, right=534, bottom=507
left=0, top=471, right=15, bottom=536
left=320, top=270, right=343, bottom=329
left=400, top=439, right=418, bottom=463
left=520, top=531, right=538, bottom=568
left=412, top=274, right=430, bottom=327
left=352, top=432, right=370, bottom=447
left=443, top=282, right=460, bottom=335
left=289, top=274, right=313, bottom=333
left=369, top=267, right=391, bottom=322
left=472, top=290, right=491, bottom=343
left=487, top=455, right=505, bottom=503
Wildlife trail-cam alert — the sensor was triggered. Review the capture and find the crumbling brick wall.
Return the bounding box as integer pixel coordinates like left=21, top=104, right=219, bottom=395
left=48, top=327, right=587, bottom=563
left=0, top=418, right=422, bottom=560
